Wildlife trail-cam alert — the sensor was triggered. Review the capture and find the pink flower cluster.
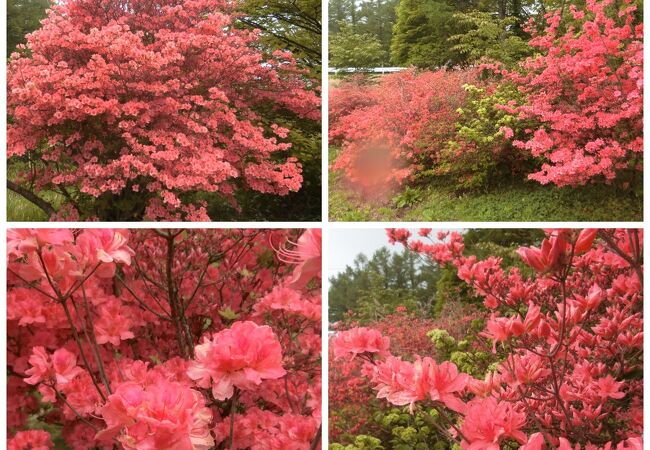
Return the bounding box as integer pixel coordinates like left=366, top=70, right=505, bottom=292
left=188, top=321, right=287, bottom=400
left=8, top=228, right=322, bottom=449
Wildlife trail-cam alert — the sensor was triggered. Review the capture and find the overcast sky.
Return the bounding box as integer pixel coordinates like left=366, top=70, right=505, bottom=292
left=328, top=228, right=463, bottom=279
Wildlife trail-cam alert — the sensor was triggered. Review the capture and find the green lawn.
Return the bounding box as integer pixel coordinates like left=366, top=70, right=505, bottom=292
left=7, top=164, right=66, bottom=221
left=329, top=162, right=643, bottom=222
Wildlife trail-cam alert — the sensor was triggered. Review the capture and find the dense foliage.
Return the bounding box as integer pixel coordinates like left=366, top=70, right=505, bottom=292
left=8, top=0, right=321, bottom=221
left=331, top=228, right=642, bottom=448
left=7, top=0, right=51, bottom=56
left=7, top=228, right=322, bottom=449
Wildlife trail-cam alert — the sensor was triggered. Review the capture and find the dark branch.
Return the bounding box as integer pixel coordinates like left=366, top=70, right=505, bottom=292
left=7, top=180, right=56, bottom=217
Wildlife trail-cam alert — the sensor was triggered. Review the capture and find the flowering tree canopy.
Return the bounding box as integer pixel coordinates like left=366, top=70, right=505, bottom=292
left=7, top=228, right=322, bottom=449
left=7, top=0, right=321, bottom=221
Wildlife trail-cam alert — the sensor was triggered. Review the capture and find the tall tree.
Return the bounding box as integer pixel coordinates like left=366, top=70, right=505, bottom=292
left=390, top=0, right=461, bottom=68
left=329, top=247, right=439, bottom=322
left=240, top=0, right=322, bottom=67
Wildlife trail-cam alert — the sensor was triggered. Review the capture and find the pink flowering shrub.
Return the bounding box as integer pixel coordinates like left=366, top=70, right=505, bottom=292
left=502, top=0, right=643, bottom=187
left=7, top=0, right=320, bottom=221
left=330, top=69, right=476, bottom=191
left=329, top=306, right=480, bottom=442
left=337, top=228, right=642, bottom=448
left=7, top=228, right=322, bottom=449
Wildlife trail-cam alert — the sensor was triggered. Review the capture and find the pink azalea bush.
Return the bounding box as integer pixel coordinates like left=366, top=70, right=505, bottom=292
left=503, top=0, right=643, bottom=186
left=7, top=228, right=322, bottom=449
left=337, top=228, right=642, bottom=448
left=7, top=0, right=320, bottom=221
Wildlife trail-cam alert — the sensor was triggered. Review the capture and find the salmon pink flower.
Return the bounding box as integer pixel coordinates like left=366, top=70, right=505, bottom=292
left=370, top=356, right=468, bottom=412
left=8, top=430, right=53, bottom=450
left=415, top=357, right=468, bottom=413
left=24, top=347, right=83, bottom=386
left=51, top=348, right=84, bottom=385
left=520, top=433, right=545, bottom=450
left=187, top=321, right=286, bottom=400
left=460, top=397, right=527, bottom=450
left=517, top=233, right=568, bottom=272
left=370, top=356, right=417, bottom=407
left=277, top=229, right=322, bottom=288
left=23, top=347, right=52, bottom=386
left=595, top=375, right=626, bottom=400
left=97, top=380, right=214, bottom=450
left=574, top=229, right=598, bottom=254
left=331, top=327, right=390, bottom=360
left=7, top=229, right=74, bottom=258
left=94, top=300, right=135, bottom=346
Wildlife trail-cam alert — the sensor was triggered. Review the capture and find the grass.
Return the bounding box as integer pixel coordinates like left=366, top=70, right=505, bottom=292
left=7, top=164, right=66, bottom=222
left=329, top=155, right=643, bottom=222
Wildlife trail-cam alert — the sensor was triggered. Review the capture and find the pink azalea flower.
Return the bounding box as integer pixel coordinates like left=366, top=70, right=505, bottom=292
left=460, top=397, right=527, bottom=450
left=371, top=356, right=418, bottom=407
left=50, top=348, right=84, bottom=385
left=24, top=346, right=53, bottom=385
left=416, top=358, right=469, bottom=413
left=520, top=433, right=545, bottom=450
left=97, top=380, right=214, bottom=450
left=94, top=300, right=135, bottom=346
left=574, top=229, right=598, bottom=254
left=277, top=229, right=322, bottom=288
left=595, top=375, right=626, bottom=400
left=370, top=356, right=468, bottom=413
left=8, top=430, right=53, bottom=450
left=187, top=321, right=286, bottom=400
left=331, top=327, right=391, bottom=360
left=24, top=347, right=83, bottom=386
left=7, top=229, right=74, bottom=257
left=517, top=233, right=568, bottom=272
left=77, top=229, right=134, bottom=266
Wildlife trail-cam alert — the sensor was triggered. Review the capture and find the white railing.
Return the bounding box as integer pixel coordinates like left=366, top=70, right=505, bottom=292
left=328, top=67, right=407, bottom=74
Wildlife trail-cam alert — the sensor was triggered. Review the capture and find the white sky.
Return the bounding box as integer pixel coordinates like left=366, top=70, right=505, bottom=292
left=328, top=228, right=463, bottom=278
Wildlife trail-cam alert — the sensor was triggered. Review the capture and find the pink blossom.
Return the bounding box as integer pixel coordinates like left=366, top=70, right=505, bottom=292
left=277, top=229, right=322, bottom=288
left=187, top=321, right=286, bottom=400
left=331, top=327, right=391, bottom=360
left=97, top=380, right=214, bottom=450
left=517, top=233, right=568, bottom=272
left=24, top=347, right=83, bottom=386
left=8, top=430, right=53, bottom=450
left=460, top=397, right=527, bottom=449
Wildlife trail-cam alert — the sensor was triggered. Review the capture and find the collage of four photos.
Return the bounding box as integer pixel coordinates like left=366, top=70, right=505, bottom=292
left=3, top=0, right=645, bottom=448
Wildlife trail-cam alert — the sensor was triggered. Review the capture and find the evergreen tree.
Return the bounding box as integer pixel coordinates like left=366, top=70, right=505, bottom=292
left=7, top=0, right=50, bottom=56
left=390, top=0, right=461, bottom=68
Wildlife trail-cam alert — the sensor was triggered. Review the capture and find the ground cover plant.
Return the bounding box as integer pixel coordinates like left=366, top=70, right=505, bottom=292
left=328, top=0, right=643, bottom=221
left=329, top=228, right=642, bottom=449
left=7, top=0, right=321, bottom=221
left=7, top=228, right=322, bottom=449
